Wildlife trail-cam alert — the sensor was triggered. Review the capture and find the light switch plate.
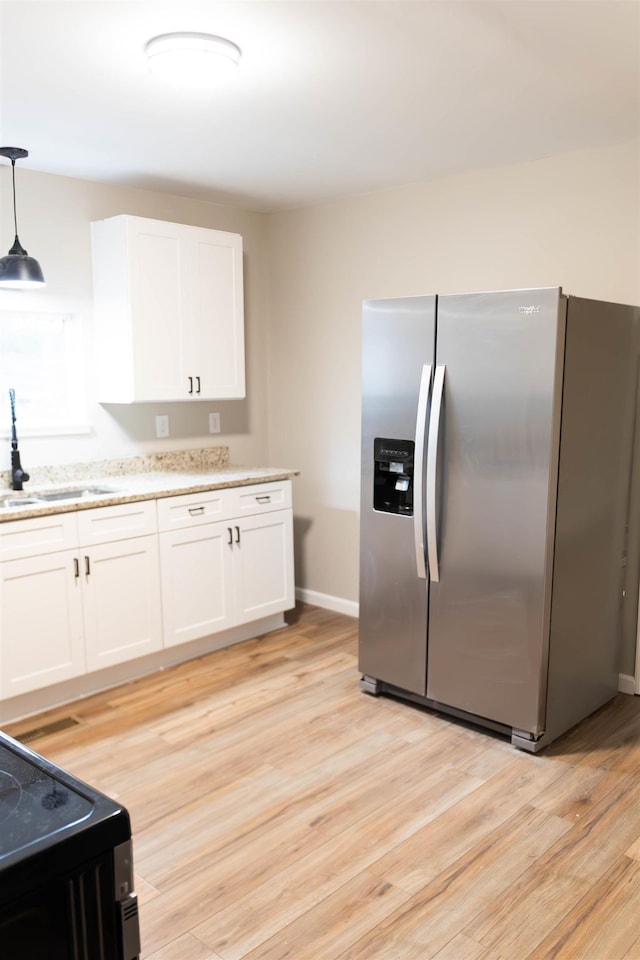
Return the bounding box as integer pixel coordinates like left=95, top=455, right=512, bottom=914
left=209, top=412, right=221, bottom=434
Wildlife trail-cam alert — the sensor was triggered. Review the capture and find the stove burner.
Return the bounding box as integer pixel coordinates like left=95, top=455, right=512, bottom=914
left=0, top=747, right=93, bottom=859
left=0, top=771, right=21, bottom=824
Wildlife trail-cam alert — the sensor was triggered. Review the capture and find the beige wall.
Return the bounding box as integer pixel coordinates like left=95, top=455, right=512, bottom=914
left=0, top=169, right=270, bottom=468
left=266, top=140, right=640, bottom=671
left=2, top=141, right=639, bottom=670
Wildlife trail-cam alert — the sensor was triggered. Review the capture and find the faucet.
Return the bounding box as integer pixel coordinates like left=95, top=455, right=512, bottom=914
left=9, top=389, right=29, bottom=491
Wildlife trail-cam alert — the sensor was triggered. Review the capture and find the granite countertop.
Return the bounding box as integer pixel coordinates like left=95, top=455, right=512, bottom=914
left=0, top=447, right=298, bottom=523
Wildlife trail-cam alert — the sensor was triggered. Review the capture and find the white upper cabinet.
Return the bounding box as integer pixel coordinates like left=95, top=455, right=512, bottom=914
left=91, top=214, right=245, bottom=402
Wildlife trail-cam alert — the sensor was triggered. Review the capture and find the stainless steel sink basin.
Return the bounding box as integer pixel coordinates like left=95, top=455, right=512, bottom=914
left=36, top=486, right=119, bottom=502
left=0, top=496, right=46, bottom=508
left=0, top=486, right=120, bottom=509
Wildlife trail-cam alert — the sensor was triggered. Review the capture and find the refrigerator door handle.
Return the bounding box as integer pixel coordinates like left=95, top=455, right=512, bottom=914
left=413, top=363, right=432, bottom=580
left=426, top=364, right=446, bottom=582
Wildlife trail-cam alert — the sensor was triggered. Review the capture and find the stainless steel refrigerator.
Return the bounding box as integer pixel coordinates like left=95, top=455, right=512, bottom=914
left=359, top=287, right=640, bottom=751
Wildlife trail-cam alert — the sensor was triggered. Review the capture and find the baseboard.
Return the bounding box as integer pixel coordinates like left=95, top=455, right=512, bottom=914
left=618, top=673, right=637, bottom=695
left=295, top=587, right=359, bottom=619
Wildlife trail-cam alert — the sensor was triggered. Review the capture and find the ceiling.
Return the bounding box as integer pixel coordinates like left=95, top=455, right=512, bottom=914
left=1, top=1, right=639, bottom=212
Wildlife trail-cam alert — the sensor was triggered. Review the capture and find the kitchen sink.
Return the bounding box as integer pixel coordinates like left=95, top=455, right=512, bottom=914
left=0, top=496, right=46, bottom=508
left=36, top=486, right=119, bottom=502
left=0, top=486, right=120, bottom=509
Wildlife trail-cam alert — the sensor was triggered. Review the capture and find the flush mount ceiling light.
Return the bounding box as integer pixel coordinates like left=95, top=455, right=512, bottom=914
left=145, top=32, right=241, bottom=85
left=0, top=147, right=45, bottom=290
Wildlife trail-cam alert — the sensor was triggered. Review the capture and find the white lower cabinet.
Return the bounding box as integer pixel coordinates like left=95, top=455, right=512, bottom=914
left=0, top=548, right=85, bottom=698
left=158, top=480, right=295, bottom=648
left=0, top=502, right=162, bottom=698
left=233, top=511, right=294, bottom=625
left=82, top=535, right=162, bottom=672
left=160, top=521, right=236, bottom=647
left=0, top=480, right=294, bottom=703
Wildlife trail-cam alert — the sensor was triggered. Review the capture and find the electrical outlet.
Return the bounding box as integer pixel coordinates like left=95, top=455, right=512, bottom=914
left=209, top=412, right=221, bottom=434
left=156, top=415, right=170, bottom=438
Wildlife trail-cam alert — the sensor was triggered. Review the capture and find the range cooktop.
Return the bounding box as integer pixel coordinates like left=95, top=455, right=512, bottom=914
left=0, top=739, right=94, bottom=859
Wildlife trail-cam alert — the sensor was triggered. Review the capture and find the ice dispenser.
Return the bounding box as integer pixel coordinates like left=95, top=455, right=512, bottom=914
left=373, top=438, right=414, bottom=515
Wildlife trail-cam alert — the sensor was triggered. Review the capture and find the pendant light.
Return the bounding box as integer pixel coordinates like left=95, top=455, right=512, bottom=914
left=0, top=147, right=45, bottom=289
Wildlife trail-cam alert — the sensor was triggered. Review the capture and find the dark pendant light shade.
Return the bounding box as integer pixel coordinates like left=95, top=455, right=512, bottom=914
left=0, top=147, right=46, bottom=289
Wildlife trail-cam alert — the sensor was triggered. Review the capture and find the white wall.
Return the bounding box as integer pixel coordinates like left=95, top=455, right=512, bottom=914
left=0, top=169, right=270, bottom=469
left=266, top=140, right=640, bottom=632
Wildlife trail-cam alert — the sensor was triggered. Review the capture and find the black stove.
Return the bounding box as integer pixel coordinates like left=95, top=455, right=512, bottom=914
left=0, top=731, right=140, bottom=960
left=0, top=741, right=94, bottom=857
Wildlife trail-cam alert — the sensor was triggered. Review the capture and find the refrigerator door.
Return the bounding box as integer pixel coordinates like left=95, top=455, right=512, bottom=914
left=426, top=288, right=565, bottom=734
left=359, top=296, right=436, bottom=695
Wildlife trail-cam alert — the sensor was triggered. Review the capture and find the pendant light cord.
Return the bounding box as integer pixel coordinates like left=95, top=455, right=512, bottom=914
left=6, top=156, right=28, bottom=256
left=11, top=159, right=18, bottom=238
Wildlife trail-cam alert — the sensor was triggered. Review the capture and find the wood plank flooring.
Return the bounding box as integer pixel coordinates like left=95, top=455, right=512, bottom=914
left=6, top=603, right=640, bottom=960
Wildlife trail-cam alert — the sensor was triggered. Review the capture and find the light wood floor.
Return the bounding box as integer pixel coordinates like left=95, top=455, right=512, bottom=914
left=6, top=603, right=640, bottom=960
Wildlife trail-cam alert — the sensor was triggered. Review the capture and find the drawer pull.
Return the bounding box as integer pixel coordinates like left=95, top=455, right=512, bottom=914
left=188, top=506, right=205, bottom=516
left=256, top=495, right=271, bottom=503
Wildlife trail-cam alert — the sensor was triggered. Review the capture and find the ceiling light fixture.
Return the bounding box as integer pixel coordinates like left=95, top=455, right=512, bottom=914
left=0, top=147, right=45, bottom=290
left=145, top=32, right=241, bottom=86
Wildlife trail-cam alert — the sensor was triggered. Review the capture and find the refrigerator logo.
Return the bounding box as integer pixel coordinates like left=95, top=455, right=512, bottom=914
left=519, top=305, right=541, bottom=315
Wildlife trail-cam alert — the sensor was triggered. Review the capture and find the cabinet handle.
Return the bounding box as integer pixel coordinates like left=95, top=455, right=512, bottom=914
left=188, top=376, right=193, bottom=395
left=235, top=525, right=240, bottom=544
left=188, top=506, right=205, bottom=516
left=195, top=376, right=201, bottom=394
left=85, top=555, right=91, bottom=576
left=73, top=557, right=80, bottom=579
left=227, top=527, right=233, bottom=545
left=256, top=495, right=271, bottom=503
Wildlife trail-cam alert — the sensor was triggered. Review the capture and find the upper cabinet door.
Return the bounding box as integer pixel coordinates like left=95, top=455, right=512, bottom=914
left=91, top=214, right=245, bottom=403
left=128, top=219, right=185, bottom=401
left=188, top=226, right=245, bottom=399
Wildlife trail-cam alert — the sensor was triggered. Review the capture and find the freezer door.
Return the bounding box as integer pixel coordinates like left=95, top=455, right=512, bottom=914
left=426, top=288, right=565, bottom=734
left=359, top=296, right=436, bottom=695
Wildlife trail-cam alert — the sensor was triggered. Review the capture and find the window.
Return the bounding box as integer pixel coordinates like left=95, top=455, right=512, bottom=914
left=0, top=310, right=89, bottom=436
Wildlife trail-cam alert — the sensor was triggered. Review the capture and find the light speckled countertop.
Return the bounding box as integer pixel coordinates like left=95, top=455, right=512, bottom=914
left=0, top=447, right=298, bottom=522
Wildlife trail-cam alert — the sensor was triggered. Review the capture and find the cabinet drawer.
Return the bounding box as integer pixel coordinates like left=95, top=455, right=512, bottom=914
left=232, top=481, right=292, bottom=516
left=0, top=512, right=79, bottom=561
left=156, top=489, right=235, bottom=531
left=77, top=500, right=158, bottom=545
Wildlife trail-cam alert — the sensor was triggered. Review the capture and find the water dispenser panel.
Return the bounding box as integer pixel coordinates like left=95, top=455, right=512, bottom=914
left=373, top=438, right=414, bottom=515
